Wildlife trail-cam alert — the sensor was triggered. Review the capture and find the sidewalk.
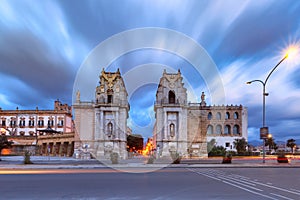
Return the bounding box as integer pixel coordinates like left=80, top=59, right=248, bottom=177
left=1, top=156, right=300, bottom=169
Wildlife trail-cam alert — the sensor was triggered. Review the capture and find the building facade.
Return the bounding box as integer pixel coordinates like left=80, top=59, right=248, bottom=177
left=0, top=100, right=74, bottom=156
left=153, top=70, right=248, bottom=158
left=73, top=68, right=130, bottom=159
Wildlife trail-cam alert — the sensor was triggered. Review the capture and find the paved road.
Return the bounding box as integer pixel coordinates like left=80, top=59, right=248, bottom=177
left=1, top=167, right=300, bottom=199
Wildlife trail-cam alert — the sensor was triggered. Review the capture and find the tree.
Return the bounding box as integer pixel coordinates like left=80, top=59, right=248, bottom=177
left=233, top=138, right=248, bottom=155
left=286, top=139, right=296, bottom=153
left=0, top=135, right=13, bottom=161
left=208, top=146, right=226, bottom=157
left=127, top=134, right=144, bottom=151
left=207, top=139, right=216, bottom=153
left=265, top=137, right=277, bottom=152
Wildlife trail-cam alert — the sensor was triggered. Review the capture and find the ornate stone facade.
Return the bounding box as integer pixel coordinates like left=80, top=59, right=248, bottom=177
left=73, top=69, right=129, bottom=159
left=154, top=70, right=248, bottom=158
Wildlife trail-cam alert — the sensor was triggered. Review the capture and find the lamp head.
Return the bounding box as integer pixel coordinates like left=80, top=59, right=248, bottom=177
left=246, top=81, right=252, bottom=85
left=284, top=45, right=298, bottom=60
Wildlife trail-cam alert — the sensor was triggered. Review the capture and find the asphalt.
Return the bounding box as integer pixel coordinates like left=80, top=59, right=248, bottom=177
left=1, top=155, right=300, bottom=169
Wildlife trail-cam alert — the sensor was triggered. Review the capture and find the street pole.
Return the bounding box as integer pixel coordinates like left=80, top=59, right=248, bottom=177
left=247, top=55, right=288, bottom=163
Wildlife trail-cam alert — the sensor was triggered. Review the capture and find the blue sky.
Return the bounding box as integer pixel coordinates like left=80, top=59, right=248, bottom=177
left=0, top=0, right=300, bottom=142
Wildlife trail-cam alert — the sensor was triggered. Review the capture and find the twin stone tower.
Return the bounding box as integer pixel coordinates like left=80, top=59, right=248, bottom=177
left=73, top=69, right=247, bottom=160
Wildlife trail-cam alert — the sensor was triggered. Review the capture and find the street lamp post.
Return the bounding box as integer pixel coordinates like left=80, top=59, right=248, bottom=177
left=247, top=55, right=288, bottom=163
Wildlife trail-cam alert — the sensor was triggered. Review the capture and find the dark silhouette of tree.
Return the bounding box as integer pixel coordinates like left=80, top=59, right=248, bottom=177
left=286, top=139, right=296, bottom=153
left=208, top=145, right=226, bottom=157
left=233, top=138, right=248, bottom=155
left=0, top=135, right=13, bottom=161
left=127, top=134, right=143, bottom=151
left=265, top=137, right=277, bottom=152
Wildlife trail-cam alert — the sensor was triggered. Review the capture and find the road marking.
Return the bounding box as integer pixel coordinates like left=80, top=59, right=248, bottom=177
left=216, top=174, right=257, bottom=186
left=270, top=193, right=294, bottom=200
left=222, top=180, right=278, bottom=200
left=222, top=179, right=262, bottom=191
left=290, top=189, right=300, bottom=193
left=246, top=179, right=300, bottom=196
left=187, top=168, right=300, bottom=200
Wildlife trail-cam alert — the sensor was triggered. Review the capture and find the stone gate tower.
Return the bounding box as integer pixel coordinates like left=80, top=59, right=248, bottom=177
left=74, top=68, right=129, bottom=159
left=154, top=69, right=189, bottom=157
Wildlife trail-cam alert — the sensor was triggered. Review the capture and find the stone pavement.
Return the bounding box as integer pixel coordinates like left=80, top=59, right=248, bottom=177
left=1, top=156, right=300, bottom=169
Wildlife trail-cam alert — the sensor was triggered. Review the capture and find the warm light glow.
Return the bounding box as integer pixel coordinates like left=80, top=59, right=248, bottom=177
left=0, top=128, right=6, bottom=134
left=142, top=139, right=153, bottom=156
left=285, top=46, right=298, bottom=59
left=1, top=148, right=11, bottom=155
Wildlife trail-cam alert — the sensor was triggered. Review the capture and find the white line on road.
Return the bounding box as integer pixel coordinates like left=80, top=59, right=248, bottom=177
left=270, top=193, right=294, bottom=200
left=290, top=188, right=300, bottom=193
left=222, top=180, right=278, bottom=200
left=246, top=179, right=300, bottom=196
left=220, top=178, right=262, bottom=191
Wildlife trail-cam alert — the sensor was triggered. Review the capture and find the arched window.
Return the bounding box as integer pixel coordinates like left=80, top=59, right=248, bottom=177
left=168, top=90, right=175, bottom=104
left=170, top=123, right=175, bottom=137
left=224, top=125, right=231, bottom=134
left=225, top=112, right=230, bottom=119
left=207, top=125, right=213, bottom=134
left=107, top=89, right=113, bottom=104
left=216, top=112, right=221, bottom=120
left=216, top=125, right=222, bottom=135
left=107, top=122, right=113, bottom=136
left=234, top=112, right=239, bottom=119
left=233, top=125, right=240, bottom=135
left=207, top=112, right=212, bottom=120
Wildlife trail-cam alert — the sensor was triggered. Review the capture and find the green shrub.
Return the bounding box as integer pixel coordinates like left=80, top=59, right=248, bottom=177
left=147, top=155, right=155, bottom=164
left=170, top=152, right=181, bottom=164
left=24, top=151, right=33, bottom=164
left=110, top=152, right=119, bottom=164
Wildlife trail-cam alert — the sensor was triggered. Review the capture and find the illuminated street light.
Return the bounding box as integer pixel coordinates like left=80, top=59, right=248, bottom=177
left=246, top=47, right=296, bottom=163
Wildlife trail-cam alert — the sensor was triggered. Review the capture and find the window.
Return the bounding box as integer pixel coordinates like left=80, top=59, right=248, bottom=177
left=170, top=123, right=175, bottom=137
left=216, top=125, right=222, bottom=135
left=233, top=125, right=240, bottom=135
left=10, top=119, right=16, bottom=128
left=107, top=89, right=113, bottom=104
left=234, top=112, right=239, bottom=119
left=107, top=95, right=113, bottom=103
left=225, top=142, right=230, bottom=148
left=19, top=118, right=26, bottom=127
left=168, top=90, right=175, bottom=104
left=216, top=112, right=221, bottom=120
left=207, top=125, right=213, bottom=135
left=225, top=112, right=230, bottom=119
left=224, top=125, right=231, bottom=134
left=58, top=119, right=64, bottom=127
left=38, top=119, right=44, bottom=127
left=207, top=112, right=212, bottom=120
left=1, top=119, right=6, bottom=126
left=29, top=119, right=35, bottom=127
left=48, top=119, right=54, bottom=127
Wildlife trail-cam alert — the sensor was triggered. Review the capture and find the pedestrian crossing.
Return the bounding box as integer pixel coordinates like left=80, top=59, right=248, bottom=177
left=187, top=168, right=300, bottom=200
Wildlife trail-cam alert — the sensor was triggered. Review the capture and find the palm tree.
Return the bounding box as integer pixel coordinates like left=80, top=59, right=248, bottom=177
left=265, top=137, right=277, bottom=152
left=233, top=138, right=248, bottom=155
left=286, top=139, right=296, bottom=154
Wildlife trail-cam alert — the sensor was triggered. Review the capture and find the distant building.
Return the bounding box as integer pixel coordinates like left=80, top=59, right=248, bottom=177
left=73, top=68, right=130, bottom=159
left=0, top=100, right=74, bottom=156
left=153, top=70, right=248, bottom=158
